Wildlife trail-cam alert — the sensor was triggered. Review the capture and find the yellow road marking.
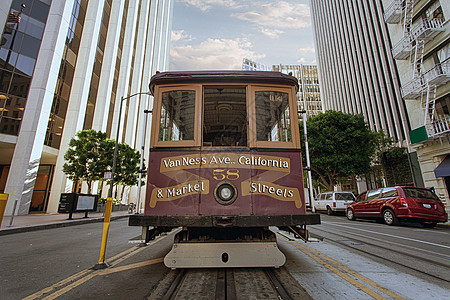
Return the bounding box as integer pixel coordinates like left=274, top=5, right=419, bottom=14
left=101, top=257, right=165, bottom=275
left=107, top=245, right=148, bottom=267
left=24, top=232, right=172, bottom=300
left=41, top=258, right=165, bottom=300
left=22, top=269, right=92, bottom=300
left=42, top=273, right=98, bottom=300
left=108, top=245, right=138, bottom=262
left=287, top=241, right=388, bottom=300
left=297, top=241, right=406, bottom=300
left=284, top=238, right=406, bottom=300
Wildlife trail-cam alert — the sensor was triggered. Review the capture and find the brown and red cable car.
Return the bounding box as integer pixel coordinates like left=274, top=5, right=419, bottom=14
left=129, top=70, right=320, bottom=268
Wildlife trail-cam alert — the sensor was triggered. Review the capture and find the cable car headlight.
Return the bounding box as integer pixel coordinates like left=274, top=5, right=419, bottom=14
left=214, top=182, right=237, bottom=205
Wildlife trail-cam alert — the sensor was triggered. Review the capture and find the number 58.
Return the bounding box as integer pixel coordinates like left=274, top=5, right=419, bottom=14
left=213, top=169, right=239, bottom=180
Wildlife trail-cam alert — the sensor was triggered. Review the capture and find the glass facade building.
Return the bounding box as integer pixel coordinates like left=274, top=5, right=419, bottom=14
left=0, top=0, right=173, bottom=215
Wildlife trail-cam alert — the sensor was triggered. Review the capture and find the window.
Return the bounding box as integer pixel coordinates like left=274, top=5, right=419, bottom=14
left=403, top=188, right=439, bottom=200
left=356, top=192, right=366, bottom=202
left=426, top=2, right=444, bottom=21
left=203, top=87, right=247, bottom=146
left=159, top=90, right=196, bottom=142
left=335, top=193, right=355, bottom=201
left=381, top=187, right=398, bottom=198
left=356, top=193, right=367, bottom=202
left=366, top=189, right=382, bottom=200
left=255, top=91, right=291, bottom=142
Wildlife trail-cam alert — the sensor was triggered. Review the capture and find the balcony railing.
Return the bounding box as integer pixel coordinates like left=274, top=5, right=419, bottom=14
left=384, top=0, right=416, bottom=24
left=410, top=18, right=444, bottom=41
left=392, top=35, right=413, bottom=60
left=392, top=18, right=444, bottom=60
left=423, top=58, right=450, bottom=87
left=401, top=77, right=424, bottom=99
left=430, top=115, right=450, bottom=137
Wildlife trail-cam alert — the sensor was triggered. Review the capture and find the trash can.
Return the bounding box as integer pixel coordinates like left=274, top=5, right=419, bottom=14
left=0, top=193, right=8, bottom=225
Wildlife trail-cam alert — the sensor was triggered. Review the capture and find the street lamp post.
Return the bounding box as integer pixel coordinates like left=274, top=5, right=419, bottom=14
left=136, top=108, right=152, bottom=214
left=94, top=91, right=150, bottom=269
left=299, top=109, right=315, bottom=212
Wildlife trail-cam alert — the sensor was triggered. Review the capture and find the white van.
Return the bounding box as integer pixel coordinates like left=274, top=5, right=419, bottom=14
left=314, top=192, right=355, bottom=215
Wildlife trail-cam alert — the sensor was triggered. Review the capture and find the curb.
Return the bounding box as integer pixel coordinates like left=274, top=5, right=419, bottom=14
left=0, top=215, right=130, bottom=236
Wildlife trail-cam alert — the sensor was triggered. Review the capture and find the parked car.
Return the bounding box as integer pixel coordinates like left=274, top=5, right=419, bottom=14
left=346, top=186, right=448, bottom=228
left=314, top=191, right=355, bottom=215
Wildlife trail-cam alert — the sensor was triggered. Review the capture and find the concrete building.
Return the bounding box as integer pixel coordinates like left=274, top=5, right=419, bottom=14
left=0, top=0, right=173, bottom=215
left=383, top=0, right=450, bottom=208
left=272, top=64, right=323, bottom=118
left=309, top=0, right=426, bottom=192
left=242, top=59, right=323, bottom=118
left=242, top=58, right=272, bottom=71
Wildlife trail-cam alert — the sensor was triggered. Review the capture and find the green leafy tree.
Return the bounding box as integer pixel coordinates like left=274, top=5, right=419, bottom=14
left=64, top=130, right=145, bottom=198
left=372, top=130, right=413, bottom=186
left=304, top=110, right=377, bottom=191
left=113, top=142, right=145, bottom=188
left=63, top=130, right=113, bottom=194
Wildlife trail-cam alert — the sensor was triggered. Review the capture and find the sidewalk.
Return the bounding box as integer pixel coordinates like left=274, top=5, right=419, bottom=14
left=0, top=211, right=130, bottom=236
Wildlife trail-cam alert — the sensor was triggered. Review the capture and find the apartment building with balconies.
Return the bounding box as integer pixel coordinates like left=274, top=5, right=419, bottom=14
left=384, top=0, right=450, bottom=205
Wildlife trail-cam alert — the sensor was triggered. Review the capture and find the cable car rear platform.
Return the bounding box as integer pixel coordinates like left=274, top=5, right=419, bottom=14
left=129, top=214, right=320, bottom=268
left=129, top=214, right=320, bottom=243
left=129, top=214, right=320, bottom=228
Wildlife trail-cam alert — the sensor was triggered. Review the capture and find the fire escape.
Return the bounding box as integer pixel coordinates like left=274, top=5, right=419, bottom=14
left=385, top=0, right=449, bottom=138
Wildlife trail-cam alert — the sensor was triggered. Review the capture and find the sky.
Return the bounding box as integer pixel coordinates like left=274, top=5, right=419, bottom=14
left=169, top=0, right=316, bottom=71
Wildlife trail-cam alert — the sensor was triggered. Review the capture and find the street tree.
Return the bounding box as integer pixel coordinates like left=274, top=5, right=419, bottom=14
left=304, top=110, right=377, bottom=191
left=63, top=129, right=113, bottom=194
left=372, top=130, right=413, bottom=186
left=113, top=142, right=145, bottom=189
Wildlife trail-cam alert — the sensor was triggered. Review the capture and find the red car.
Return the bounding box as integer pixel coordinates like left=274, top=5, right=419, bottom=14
left=346, top=186, right=448, bottom=228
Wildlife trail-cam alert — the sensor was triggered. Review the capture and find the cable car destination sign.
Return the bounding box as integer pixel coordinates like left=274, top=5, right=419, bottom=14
left=149, top=152, right=302, bottom=208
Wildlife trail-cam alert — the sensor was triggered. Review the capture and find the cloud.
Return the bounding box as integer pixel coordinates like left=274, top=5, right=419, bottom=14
left=232, top=2, right=311, bottom=30
left=297, top=46, right=316, bottom=64
left=171, top=30, right=193, bottom=42
left=170, top=38, right=265, bottom=70
left=298, top=46, right=315, bottom=56
left=261, top=28, right=284, bottom=38
left=177, top=0, right=239, bottom=12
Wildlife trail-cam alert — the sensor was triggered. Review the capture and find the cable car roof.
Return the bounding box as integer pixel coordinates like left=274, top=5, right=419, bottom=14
left=149, top=70, right=299, bottom=94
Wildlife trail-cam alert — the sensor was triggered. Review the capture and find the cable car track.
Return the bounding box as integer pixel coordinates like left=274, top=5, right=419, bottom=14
left=149, top=267, right=312, bottom=300
left=306, top=226, right=450, bottom=283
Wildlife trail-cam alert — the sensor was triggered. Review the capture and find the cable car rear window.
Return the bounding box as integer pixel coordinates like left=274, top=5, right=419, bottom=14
left=255, top=91, right=291, bottom=142
left=159, top=90, right=195, bottom=141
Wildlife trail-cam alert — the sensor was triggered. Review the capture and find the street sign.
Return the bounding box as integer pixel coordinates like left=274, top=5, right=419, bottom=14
left=104, top=172, right=112, bottom=179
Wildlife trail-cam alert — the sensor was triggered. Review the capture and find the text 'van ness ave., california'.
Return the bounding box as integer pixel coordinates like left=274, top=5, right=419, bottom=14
left=160, top=153, right=290, bottom=172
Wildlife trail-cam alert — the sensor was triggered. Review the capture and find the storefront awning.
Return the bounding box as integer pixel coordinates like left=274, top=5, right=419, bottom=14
left=434, top=155, right=450, bottom=178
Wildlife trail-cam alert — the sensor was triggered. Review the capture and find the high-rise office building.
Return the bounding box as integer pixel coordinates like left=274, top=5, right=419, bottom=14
left=310, top=0, right=425, bottom=191
left=242, top=59, right=323, bottom=118
left=383, top=0, right=449, bottom=206
left=310, top=0, right=411, bottom=142
left=242, top=58, right=272, bottom=71
left=0, top=0, right=173, bottom=215
left=273, top=64, right=323, bottom=118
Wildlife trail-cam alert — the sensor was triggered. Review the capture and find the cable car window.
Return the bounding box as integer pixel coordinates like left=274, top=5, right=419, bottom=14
left=255, top=91, right=291, bottom=142
left=203, top=87, right=247, bottom=146
left=159, top=90, right=195, bottom=141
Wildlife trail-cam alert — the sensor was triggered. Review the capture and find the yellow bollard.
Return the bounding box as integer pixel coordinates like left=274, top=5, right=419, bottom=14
left=0, top=194, right=9, bottom=227
left=94, top=197, right=113, bottom=269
